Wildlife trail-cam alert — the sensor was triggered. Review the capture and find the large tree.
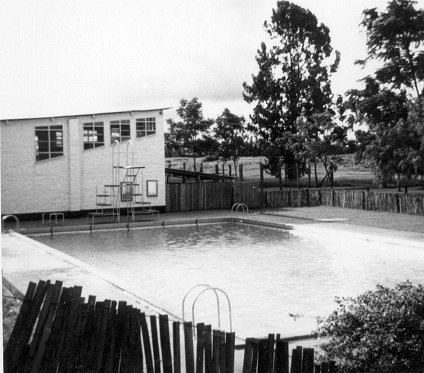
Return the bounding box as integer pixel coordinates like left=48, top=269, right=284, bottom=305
left=357, top=0, right=424, bottom=98
left=166, top=98, right=213, bottom=167
left=347, top=0, right=424, bottom=185
left=215, top=108, right=247, bottom=178
left=243, top=1, right=339, bottom=179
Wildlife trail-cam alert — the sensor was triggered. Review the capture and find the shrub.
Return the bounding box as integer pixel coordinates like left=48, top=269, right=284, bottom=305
left=316, top=281, right=424, bottom=373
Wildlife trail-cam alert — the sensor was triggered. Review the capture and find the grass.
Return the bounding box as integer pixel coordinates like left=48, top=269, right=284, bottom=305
left=167, top=154, right=376, bottom=188
left=2, top=285, right=22, bottom=348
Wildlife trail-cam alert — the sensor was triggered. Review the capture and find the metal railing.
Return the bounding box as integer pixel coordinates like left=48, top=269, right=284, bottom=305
left=2, top=215, right=20, bottom=233
left=231, top=203, right=249, bottom=214
left=182, top=284, right=232, bottom=334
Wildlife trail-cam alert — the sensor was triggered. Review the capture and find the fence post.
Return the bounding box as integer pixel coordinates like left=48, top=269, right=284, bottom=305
left=212, top=330, right=220, bottom=373
left=308, top=163, right=311, bottom=188
left=284, top=164, right=288, bottom=187
left=173, top=322, right=181, bottom=373
left=196, top=323, right=205, bottom=373
left=150, top=315, right=161, bottom=373
left=215, top=165, right=219, bottom=175
left=183, top=162, right=186, bottom=170
left=184, top=322, right=195, bottom=373
left=291, top=346, right=302, bottom=373
left=228, top=165, right=232, bottom=178
left=225, top=332, right=235, bottom=373
left=278, top=167, right=283, bottom=191
left=222, top=164, right=225, bottom=176
left=274, top=339, right=289, bottom=373
left=296, top=163, right=300, bottom=189
left=242, top=338, right=253, bottom=373
left=159, top=315, right=173, bottom=373
left=239, top=164, right=244, bottom=181
left=260, top=164, right=264, bottom=192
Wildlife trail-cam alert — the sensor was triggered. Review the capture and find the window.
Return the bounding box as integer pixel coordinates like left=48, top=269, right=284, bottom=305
left=83, top=122, right=104, bottom=150
left=146, top=180, right=158, bottom=197
left=136, top=118, right=156, bottom=137
left=35, top=125, right=63, bottom=161
left=110, top=120, right=130, bottom=143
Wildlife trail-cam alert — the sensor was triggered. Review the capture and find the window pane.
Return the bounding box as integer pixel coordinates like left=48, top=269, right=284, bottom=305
left=36, top=153, right=50, bottom=161
left=121, top=125, right=130, bottom=136
left=35, top=125, right=63, bottom=161
left=37, top=141, right=50, bottom=153
left=50, top=141, right=63, bottom=152
left=84, top=122, right=104, bottom=149
left=36, top=130, right=49, bottom=142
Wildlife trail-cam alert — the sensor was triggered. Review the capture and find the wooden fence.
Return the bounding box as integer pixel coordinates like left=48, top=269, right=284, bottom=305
left=166, top=182, right=233, bottom=212
left=166, top=182, right=424, bottom=215
left=5, top=280, right=337, bottom=373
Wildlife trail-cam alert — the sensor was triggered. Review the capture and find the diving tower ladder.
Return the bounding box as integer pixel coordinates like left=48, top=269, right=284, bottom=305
left=92, top=140, right=145, bottom=222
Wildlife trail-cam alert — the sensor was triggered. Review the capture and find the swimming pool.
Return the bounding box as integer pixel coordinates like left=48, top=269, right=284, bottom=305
left=33, top=222, right=424, bottom=339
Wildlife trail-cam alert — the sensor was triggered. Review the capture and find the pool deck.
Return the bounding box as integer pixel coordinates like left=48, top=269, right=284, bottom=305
left=2, top=206, right=424, bottom=328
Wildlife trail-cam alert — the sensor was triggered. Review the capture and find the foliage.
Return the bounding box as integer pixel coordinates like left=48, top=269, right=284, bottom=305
left=166, top=98, right=214, bottom=164
left=316, top=281, right=424, bottom=373
left=346, top=78, right=410, bottom=186
left=357, top=0, right=424, bottom=98
left=243, top=1, right=339, bottom=179
left=215, top=108, right=247, bottom=177
left=345, top=0, right=424, bottom=186
left=296, top=112, right=348, bottom=187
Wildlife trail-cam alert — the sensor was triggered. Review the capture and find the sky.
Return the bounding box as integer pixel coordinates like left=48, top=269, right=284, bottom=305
left=1, top=0, right=423, bottom=122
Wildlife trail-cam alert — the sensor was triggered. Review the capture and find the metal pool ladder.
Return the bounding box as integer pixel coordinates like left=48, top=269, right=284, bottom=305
left=232, top=203, right=249, bottom=214
left=182, top=284, right=232, bottom=334
left=2, top=215, right=20, bottom=233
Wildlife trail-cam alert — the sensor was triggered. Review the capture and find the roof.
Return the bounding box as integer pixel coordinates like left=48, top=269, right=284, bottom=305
left=165, top=168, right=234, bottom=182
left=1, top=108, right=172, bottom=122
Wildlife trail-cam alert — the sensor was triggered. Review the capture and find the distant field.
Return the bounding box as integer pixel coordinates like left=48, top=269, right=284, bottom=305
left=166, top=154, right=377, bottom=188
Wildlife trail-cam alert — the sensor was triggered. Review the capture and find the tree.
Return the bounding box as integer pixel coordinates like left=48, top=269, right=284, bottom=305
left=316, top=281, right=424, bottom=373
left=243, top=1, right=339, bottom=179
left=296, top=112, right=348, bottom=187
left=166, top=98, right=213, bottom=167
left=346, top=78, right=410, bottom=186
left=357, top=0, right=424, bottom=98
left=346, top=0, right=424, bottom=185
left=215, top=109, right=247, bottom=178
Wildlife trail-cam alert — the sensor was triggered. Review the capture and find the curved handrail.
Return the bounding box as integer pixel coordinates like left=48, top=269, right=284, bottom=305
left=182, top=284, right=221, bottom=328
left=192, top=287, right=232, bottom=333
left=231, top=203, right=249, bottom=214
left=2, top=215, right=20, bottom=233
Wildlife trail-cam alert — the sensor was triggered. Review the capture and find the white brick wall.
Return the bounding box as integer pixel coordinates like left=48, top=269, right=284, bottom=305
left=1, top=110, right=166, bottom=215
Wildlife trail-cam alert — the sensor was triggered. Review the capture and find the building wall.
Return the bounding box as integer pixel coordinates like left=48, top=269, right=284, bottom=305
left=1, top=110, right=166, bottom=215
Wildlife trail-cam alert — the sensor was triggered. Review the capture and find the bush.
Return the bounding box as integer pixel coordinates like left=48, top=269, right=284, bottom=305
left=316, top=281, right=424, bottom=373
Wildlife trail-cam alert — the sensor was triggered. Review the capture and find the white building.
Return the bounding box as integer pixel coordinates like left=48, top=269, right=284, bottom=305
left=1, top=109, right=168, bottom=216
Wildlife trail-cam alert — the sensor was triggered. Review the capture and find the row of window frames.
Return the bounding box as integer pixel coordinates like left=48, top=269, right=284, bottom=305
left=86, top=119, right=156, bottom=149
left=35, top=120, right=156, bottom=160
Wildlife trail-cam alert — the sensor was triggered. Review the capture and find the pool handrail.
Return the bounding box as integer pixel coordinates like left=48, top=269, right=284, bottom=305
left=182, top=284, right=221, bottom=330
left=1, top=215, right=20, bottom=233
left=231, top=203, right=249, bottom=214
left=192, top=287, right=232, bottom=333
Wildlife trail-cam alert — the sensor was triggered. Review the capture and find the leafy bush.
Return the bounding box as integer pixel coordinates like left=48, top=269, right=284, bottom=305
left=316, top=281, right=424, bottom=373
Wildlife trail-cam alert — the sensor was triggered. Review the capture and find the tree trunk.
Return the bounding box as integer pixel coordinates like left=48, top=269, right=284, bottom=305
left=286, top=162, right=297, bottom=180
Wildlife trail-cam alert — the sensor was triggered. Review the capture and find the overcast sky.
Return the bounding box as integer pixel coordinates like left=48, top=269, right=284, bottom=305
left=1, top=0, right=423, bottom=122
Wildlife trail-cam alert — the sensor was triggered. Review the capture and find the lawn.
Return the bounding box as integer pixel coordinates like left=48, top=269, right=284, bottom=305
left=166, top=154, right=376, bottom=188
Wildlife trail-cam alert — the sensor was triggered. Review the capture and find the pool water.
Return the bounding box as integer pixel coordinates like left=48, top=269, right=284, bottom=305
left=34, top=223, right=424, bottom=338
